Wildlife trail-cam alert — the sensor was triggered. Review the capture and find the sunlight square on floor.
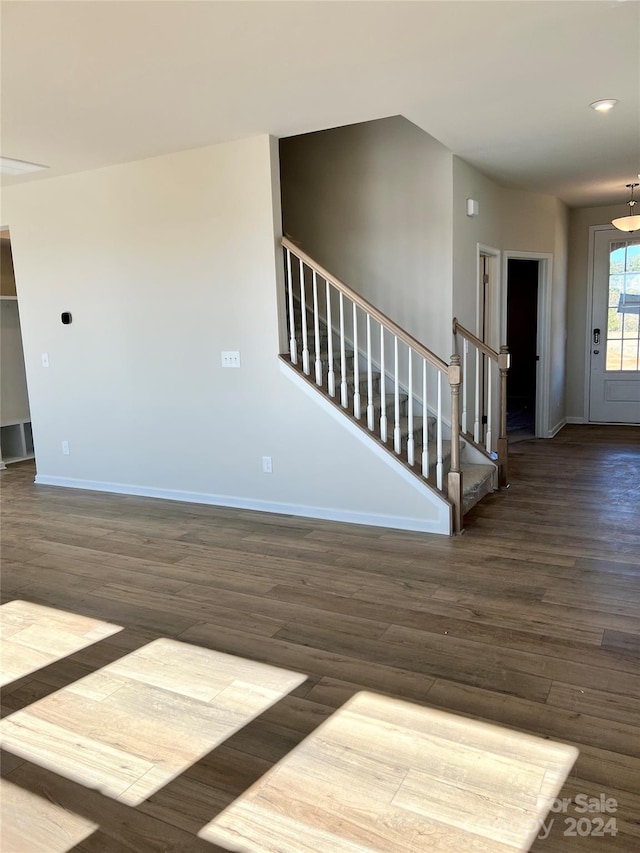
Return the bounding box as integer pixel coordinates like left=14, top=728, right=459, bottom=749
left=0, top=778, right=99, bottom=853
left=0, top=600, right=122, bottom=687
left=201, top=691, right=579, bottom=853
left=0, top=637, right=306, bottom=806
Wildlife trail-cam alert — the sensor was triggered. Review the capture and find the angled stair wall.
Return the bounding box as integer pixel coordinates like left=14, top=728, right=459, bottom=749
left=281, top=238, right=508, bottom=533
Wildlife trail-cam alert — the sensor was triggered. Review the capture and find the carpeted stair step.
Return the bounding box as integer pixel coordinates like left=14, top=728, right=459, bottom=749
left=461, top=463, right=496, bottom=513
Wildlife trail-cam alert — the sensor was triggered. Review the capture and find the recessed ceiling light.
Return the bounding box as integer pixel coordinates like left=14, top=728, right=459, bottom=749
left=0, top=157, right=49, bottom=176
left=590, top=99, right=618, bottom=113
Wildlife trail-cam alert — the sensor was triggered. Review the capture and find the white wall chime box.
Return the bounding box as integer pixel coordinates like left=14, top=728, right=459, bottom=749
left=466, top=198, right=480, bottom=217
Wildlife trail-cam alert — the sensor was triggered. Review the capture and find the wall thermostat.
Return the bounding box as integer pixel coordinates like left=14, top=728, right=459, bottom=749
left=61, top=312, right=72, bottom=325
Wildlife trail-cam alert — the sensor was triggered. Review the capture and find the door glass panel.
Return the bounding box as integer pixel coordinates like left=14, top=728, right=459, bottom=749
left=606, top=240, right=640, bottom=371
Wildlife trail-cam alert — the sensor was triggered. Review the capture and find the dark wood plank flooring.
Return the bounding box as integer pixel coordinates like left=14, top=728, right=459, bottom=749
left=1, top=424, right=639, bottom=851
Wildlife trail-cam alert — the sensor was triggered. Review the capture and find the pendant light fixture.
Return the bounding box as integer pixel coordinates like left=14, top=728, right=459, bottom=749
left=612, top=183, right=640, bottom=233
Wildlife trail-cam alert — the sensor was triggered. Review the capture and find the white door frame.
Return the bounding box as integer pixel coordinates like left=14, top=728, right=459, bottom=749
left=501, top=251, right=553, bottom=438
left=476, top=244, right=501, bottom=347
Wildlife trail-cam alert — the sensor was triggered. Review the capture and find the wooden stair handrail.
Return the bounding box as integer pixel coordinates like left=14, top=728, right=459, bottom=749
left=283, top=237, right=449, bottom=375
left=452, top=318, right=500, bottom=362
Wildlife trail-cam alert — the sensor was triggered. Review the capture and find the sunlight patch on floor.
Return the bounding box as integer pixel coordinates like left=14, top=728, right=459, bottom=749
left=201, top=691, right=579, bottom=852
left=0, top=637, right=306, bottom=806
left=0, top=777, right=99, bottom=852
left=0, top=600, right=122, bottom=687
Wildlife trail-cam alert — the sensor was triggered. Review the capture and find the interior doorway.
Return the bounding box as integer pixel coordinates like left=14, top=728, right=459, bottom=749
left=0, top=228, right=33, bottom=468
left=506, top=258, right=539, bottom=440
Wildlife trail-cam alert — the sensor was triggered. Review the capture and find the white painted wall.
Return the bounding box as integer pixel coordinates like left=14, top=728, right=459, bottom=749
left=280, top=117, right=454, bottom=362
left=452, top=157, right=569, bottom=435
left=451, top=158, right=503, bottom=334
left=280, top=133, right=569, bottom=438
left=2, top=135, right=450, bottom=533
left=566, top=204, right=622, bottom=421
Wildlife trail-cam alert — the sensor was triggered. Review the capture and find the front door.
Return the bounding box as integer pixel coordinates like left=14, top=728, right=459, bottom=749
left=589, top=229, right=640, bottom=423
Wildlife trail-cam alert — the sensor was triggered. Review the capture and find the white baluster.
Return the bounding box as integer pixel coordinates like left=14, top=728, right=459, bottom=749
left=486, top=358, right=493, bottom=453
left=379, top=327, right=387, bottom=441
left=286, top=249, right=297, bottom=364
left=393, top=335, right=401, bottom=454
left=352, top=302, right=361, bottom=419
left=312, top=270, right=322, bottom=386
left=436, top=371, right=443, bottom=491
left=421, top=359, right=429, bottom=477
left=407, top=349, right=415, bottom=466
left=326, top=280, right=335, bottom=397
left=299, top=258, right=310, bottom=375
left=339, top=292, right=348, bottom=408
left=474, top=345, right=481, bottom=444
left=461, top=338, right=468, bottom=435
left=366, top=314, right=374, bottom=431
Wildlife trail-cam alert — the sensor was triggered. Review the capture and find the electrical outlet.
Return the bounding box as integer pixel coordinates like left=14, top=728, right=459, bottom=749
left=262, top=456, right=272, bottom=473
left=41, top=352, right=49, bottom=368
left=221, top=351, right=241, bottom=368
left=62, top=440, right=70, bottom=456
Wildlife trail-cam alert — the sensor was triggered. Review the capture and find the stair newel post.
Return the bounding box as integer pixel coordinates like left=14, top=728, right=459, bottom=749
left=393, top=335, right=401, bottom=454
left=379, top=326, right=387, bottom=442
left=486, top=356, right=493, bottom=454
left=299, top=258, right=310, bottom=375
left=447, top=353, right=463, bottom=535
left=326, top=280, right=335, bottom=397
left=312, top=270, right=322, bottom=386
left=452, top=317, right=468, bottom=437
left=497, top=344, right=510, bottom=488
left=366, top=314, right=374, bottom=431
left=473, top=344, right=481, bottom=444
left=352, top=302, right=361, bottom=419
left=407, top=348, right=414, bottom=466
left=286, top=248, right=297, bottom=364
left=462, top=338, right=468, bottom=435
left=339, top=292, right=348, bottom=408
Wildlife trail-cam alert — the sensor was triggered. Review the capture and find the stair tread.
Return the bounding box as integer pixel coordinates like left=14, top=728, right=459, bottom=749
left=281, top=353, right=499, bottom=524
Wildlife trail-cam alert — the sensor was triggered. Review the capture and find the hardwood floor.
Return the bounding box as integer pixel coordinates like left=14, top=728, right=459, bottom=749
left=1, top=424, right=639, bottom=851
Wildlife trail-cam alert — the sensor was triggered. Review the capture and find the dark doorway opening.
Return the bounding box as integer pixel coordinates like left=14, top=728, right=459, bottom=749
left=506, top=259, right=538, bottom=439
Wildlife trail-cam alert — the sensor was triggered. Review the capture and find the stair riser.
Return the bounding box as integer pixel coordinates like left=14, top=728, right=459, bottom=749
left=289, top=296, right=497, bottom=519
left=296, top=351, right=439, bottom=437
left=326, top=392, right=410, bottom=420
left=294, top=365, right=385, bottom=401
left=345, top=416, right=453, bottom=467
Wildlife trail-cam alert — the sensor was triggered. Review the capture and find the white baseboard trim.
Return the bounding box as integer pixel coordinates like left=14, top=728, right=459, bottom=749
left=547, top=418, right=567, bottom=438
left=566, top=416, right=587, bottom=424
left=34, top=474, right=450, bottom=535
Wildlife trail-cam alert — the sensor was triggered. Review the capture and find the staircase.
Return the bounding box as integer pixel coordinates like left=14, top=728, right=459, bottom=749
left=280, top=238, right=509, bottom=534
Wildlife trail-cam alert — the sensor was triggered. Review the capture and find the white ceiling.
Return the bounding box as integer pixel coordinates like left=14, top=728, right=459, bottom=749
left=1, top=0, right=639, bottom=207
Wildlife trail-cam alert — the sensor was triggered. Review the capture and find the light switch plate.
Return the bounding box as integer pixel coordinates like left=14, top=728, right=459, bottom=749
left=221, top=351, right=241, bottom=368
